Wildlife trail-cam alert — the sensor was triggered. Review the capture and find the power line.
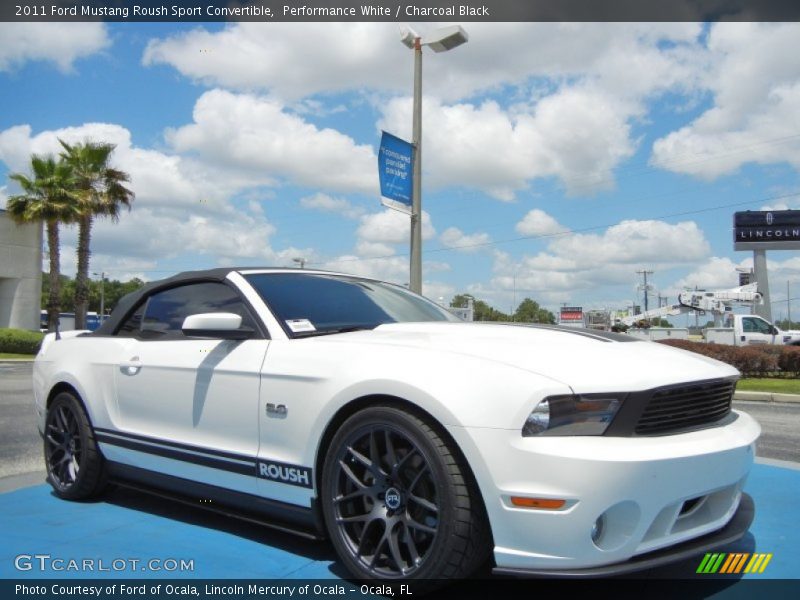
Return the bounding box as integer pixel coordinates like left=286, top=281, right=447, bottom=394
left=314, top=190, right=800, bottom=266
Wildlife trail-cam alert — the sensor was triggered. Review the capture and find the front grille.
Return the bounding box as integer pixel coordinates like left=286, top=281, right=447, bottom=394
left=635, top=379, right=735, bottom=435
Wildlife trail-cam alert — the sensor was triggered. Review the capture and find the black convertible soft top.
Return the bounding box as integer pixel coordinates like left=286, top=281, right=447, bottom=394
left=93, top=267, right=235, bottom=335
left=94, top=266, right=354, bottom=335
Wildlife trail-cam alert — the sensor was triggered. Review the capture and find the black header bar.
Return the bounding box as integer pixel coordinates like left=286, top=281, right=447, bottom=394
left=4, top=1, right=800, bottom=23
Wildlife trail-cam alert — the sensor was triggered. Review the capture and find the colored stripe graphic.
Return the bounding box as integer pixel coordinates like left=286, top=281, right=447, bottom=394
left=699, top=552, right=772, bottom=574
left=697, top=553, right=726, bottom=574
left=744, top=553, right=773, bottom=574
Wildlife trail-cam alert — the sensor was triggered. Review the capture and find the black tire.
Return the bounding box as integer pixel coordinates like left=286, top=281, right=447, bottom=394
left=44, top=391, right=108, bottom=500
left=321, top=405, right=491, bottom=584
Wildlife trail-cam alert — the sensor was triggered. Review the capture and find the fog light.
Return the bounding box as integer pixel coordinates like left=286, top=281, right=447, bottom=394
left=591, top=515, right=605, bottom=543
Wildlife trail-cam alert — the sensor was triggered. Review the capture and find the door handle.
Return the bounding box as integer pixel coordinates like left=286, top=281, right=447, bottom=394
left=120, top=356, right=142, bottom=376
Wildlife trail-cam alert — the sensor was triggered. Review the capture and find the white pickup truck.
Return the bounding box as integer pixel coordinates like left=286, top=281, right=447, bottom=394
left=705, top=314, right=800, bottom=346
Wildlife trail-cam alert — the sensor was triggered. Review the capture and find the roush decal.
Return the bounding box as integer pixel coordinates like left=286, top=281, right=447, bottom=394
left=258, top=460, right=313, bottom=489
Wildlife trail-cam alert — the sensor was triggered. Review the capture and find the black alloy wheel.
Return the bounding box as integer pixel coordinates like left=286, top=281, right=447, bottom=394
left=45, top=400, right=83, bottom=491
left=321, top=406, right=490, bottom=583
left=44, top=392, right=107, bottom=500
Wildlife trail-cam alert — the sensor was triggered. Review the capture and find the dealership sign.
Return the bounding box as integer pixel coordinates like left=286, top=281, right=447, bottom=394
left=734, top=210, right=800, bottom=251
left=378, top=131, right=414, bottom=214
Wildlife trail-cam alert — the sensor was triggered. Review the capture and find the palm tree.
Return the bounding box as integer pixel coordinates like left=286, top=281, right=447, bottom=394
left=6, top=155, right=81, bottom=331
left=59, top=140, right=134, bottom=329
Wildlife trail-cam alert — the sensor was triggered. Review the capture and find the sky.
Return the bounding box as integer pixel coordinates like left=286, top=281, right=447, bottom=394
left=1, top=21, right=800, bottom=320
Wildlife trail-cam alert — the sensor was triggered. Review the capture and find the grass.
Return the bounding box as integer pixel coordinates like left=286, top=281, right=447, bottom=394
left=0, top=353, right=35, bottom=359
left=738, top=378, right=800, bottom=394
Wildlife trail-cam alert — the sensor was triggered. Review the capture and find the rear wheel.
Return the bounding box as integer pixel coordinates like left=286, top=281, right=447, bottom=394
left=44, top=391, right=107, bottom=500
left=321, top=406, right=490, bottom=584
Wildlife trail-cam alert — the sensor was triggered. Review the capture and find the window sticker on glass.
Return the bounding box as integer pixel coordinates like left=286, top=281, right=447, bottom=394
left=286, top=319, right=316, bottom=333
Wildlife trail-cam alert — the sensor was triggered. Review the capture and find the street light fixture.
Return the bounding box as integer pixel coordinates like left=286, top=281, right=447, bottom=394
left=292, top=257, right=307, bottom=269
left=399, top=24, right=468, bottom=294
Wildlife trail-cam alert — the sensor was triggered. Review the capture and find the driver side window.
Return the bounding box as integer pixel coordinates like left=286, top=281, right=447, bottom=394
left=116, top=282, right=258, bottom=340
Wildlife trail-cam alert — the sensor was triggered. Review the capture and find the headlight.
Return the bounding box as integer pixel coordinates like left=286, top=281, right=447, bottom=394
left=522, top=394, right=624, bottom=436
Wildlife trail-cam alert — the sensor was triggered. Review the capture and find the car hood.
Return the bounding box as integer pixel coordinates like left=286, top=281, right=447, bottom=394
left=333, top=322, right=738, bottom=393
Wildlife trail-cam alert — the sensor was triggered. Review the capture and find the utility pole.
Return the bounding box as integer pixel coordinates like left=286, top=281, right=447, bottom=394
left=636, top=269, right=654, bottom=312
left=789, top=280, right=792, bottom=324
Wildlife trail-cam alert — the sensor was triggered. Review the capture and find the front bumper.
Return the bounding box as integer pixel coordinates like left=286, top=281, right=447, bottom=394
left=449, top=409, right=760, bottom=573
left=493, top=492, right=754, bottom=577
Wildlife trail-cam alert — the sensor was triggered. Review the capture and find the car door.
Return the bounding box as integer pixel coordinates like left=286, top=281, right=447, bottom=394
left=740, top=316, right=774, bottom=345
left=107, top=281, right=268, bottom=495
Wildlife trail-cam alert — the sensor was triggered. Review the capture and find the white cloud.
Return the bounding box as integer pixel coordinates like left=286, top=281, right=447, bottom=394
left=319, top=254, right=408, bottom=283
left=300, top=192, right=364, bottom=219
left=665, top=257, right=747, bottom=294
left=515, top=209, right=566, bottom=237
left=167, top=89, right=377, bottom=195
left=143, top=23, right=709, bottom=198
left=378, top=88, right=637, bottom=199
left=439, top=227, right=490, bottom=253
left=666, top=255, right=800, bottom=301
left=356, top=209, right=435, bottom=245
left=0, top=23, right=109, bottom=72
left=318, top=252, right=451, bottom=300
left=57, top=206, right=278, bottom=265
left=547, top=220, right=710, bottom=266
left=489, top=219, right=711, bottom=305
left=651, top=23, right=800, bottom=179
left=142, top=23, right=701, bottom=102
left=143, top=23, right=402, bottom=101
left=0, top=123, right=234, bottom=209
left=0, top=122, right=324, bottom=276
left=355, top=241, right=395, bottom=258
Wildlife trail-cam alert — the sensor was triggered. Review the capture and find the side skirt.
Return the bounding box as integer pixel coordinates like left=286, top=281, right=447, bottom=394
left=106, top=462, right=326, bottom=541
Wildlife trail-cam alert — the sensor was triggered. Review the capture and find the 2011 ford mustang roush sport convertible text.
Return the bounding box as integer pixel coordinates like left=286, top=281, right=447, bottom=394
left=33, top=268, right=759, bottom=583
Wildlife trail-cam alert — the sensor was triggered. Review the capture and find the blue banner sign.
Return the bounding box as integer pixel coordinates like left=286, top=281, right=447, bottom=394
left=378, top=131, right=413, bottom=214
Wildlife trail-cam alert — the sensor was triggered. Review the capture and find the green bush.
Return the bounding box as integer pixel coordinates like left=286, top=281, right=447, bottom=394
left=0, top=328, right=44, bottom=355
left=658, top=339, right=799, bottom=377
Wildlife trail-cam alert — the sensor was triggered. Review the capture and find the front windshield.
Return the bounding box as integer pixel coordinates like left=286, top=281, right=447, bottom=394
left=244, top=272, right=460, bottom=337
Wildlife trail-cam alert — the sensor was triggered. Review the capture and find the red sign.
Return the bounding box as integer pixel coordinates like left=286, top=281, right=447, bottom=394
left=560, top=307, right=583, bottom=322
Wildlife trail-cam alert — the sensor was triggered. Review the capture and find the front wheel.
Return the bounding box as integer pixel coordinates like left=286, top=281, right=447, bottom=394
left=320, top=406, right=490, bottom=583
left=44, top=391, right=107, bottom=500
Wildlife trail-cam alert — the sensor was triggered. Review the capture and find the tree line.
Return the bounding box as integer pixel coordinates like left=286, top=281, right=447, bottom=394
left=451, top=294, right=556, bottom=323
left=41, top=272, right=145, bottom=318
left=6, top=141, right=134, bottom=331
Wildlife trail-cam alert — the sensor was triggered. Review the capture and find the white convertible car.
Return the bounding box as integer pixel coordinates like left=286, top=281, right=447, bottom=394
left=33, top=268, right=759, bottom=582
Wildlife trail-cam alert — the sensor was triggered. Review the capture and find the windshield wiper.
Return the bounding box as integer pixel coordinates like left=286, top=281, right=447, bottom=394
left=293, top=325, right=377, bottom=338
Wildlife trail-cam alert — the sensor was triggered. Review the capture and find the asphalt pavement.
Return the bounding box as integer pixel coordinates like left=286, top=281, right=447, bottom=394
left=0, top=362, right=44, bottom=479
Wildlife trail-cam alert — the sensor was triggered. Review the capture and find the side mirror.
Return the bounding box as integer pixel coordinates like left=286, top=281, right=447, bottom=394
left=182, top=313, right=253, bottom=340
left=770, top=326, right=779, bottom=335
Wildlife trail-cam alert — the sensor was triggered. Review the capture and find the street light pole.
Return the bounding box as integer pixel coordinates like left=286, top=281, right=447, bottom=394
left=401, top=25, right=468, bottom=295
left=409, top=36, right=423, bottom=294
left=93, top=271, right=105, bottom=318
